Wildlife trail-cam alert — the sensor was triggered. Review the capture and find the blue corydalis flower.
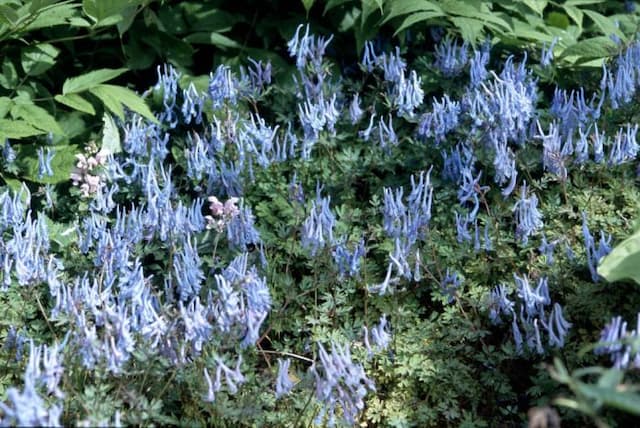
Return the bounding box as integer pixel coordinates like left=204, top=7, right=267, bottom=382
left=540, top=37, right=559, bottom=67
left=581, top=211, right=612, bottom=282
left=275, top=358, right=295, bottom=398
left=513, top=182, right=543, bottom=244
left=595, top=313, right=640, bottom=369
left=349, top=93, right=364, bottom=124
left=418, top=95, right=460, bottom=144
left=287, top=23, right=333, bottom=70
left=434, top=36, right=469, bottom=77
left=37, top=147, right=54, bottom=179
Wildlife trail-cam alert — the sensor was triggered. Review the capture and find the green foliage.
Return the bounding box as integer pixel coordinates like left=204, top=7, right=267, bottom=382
left=598, top=215, right=640, bottom=285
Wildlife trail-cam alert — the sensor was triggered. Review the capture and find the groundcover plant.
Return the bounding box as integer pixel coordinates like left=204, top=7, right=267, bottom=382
left=2, top=4, right=640, bottom=427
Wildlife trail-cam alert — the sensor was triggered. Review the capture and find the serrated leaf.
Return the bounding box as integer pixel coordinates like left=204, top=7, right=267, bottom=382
left=522, top=0, right=547, bottom=16
left=442, top=0, right=511, bottom=31
left=598, top=227, right=640, bottom=284
left=450, top=16, right=485, bottom=42
left=62, top=68, right=128, bottom=94
left=101, top=113, right=121, bottom=155
left=384, top=0, right=443, bottom=22
left=82, top=0, right=139, bottom=25
left=54, top=93, right=96, bottom=115
left=92, top=84, right=157, bottom=123
left=394, top=11, right=445, bottom=35
left=23, top=2, right=78, bottom=32
left=10, top=102, right=64, bottom=135
left=88, top=85, right=124, bottom=119
left=0, top=119, right=45, bottom=139
left=21, top=43, right=59, bottom=76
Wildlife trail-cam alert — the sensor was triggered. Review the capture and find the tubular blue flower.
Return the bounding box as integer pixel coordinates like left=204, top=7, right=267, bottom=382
left=181, top=82, right=204, bottom=125
left=172, top=236, right=205, bottom=302
left=540, top=37, right=559, bottom=67
left=512, top=182, right=543, bottom=244
left=595, top=314, right=640, bottom=369
left=361, top=40, right=379, bottom=72
left=245, top=58, right=272, bottom=93
left=287, top=23, right=333, bottom=70
left=275, top=358, right=295, bottom=398
left=154, top=64, right=180, bottom=127
left=417, top=95, right=460, bottom=144
left=37, top=147, right=54, bottom=179
left=441, top=269, right=462, bottom=304
left=380, top=47, right=406, bottom=84
left=209, top=65, right=239, bottom=109
left=538, top=234, right=558, bottom=266
left=545, top=303, right=571, bottom=348
left=489, top=283, right=514, bottom=323
left=455, top=211, right=472, bottom=243
left=434, top=36, right=469, bottom=77
left=226, top=205, right=261, bottom=252
left=581, top=211, right=612, bottom=282
left=515, top=274, right=550, bottom=319
left=311, top=341, right=376, bottom=427
left=393, top=70, right=424, bottom=117
left=349, top=93, right=364, bottom=124
left=608, top=123, right=639, bottom=165
left=358, top=112, right=376, bottom=142
left=332, top=237, right=365, bottom=279
left=469, top=41, right=491, bottom=87
left=378, top=115, right=398, bottom=147
left=537, top=121, right=569, bottom=180
left=301, top=184, right=335, bottom=256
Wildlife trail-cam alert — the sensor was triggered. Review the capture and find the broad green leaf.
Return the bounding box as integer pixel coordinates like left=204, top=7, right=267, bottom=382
left=0, top=58, right=18, bottom=90
left=14, top=142, right=78, bottom=184
left=92, top=84, right=157, bottom=123
left=62, top=68, right=128, bottom=94
left=184, top=32, right=240, bottom=48
left=562, top=5, right=583, bottom=28
left=361, top=0, right=382, bottom=28
left=559, top=36, right=617, bottom=60
left=598, top=227, right=640, bottom=284
left=20, top=43, right=59, bottom=76
left=100, top=113, right=121, bottom=155
left=29, top=0, right=60, bottom=13
left=546, top=11, right=570, bottom=29
left=23, top=2, right=78, bottom=32
left=54, top=93, right=96, bottom=115
left=583, top=9, right=624, bottom=40
left=0, top=5, right=19, bottom=25
left=0, top=119, right=44, bottom=139
left=82, top=0, right=138, bottom=25
left=394, top=11, right=445, bottom=35
left=522, top=0, right=547, bottom=16
left=384, top=0, right=443, bottom=22
left=564, top=0, right=604, bottom=5
left=0, top=97, right=12, bottom=117
left=88, top=85, right=124, bottom=119
left=10, top=102, right=64, bottom=135
left=450, top=16, right=485, bottom=42
left=301, top=0, right=315, bottom=13
left=442, top=0, right=511, bottom=31
left=323, top=0, right=352, bottom=15
left=579, top=384, right=640, bottom=415
left=44, top=215, right=77, bottom=249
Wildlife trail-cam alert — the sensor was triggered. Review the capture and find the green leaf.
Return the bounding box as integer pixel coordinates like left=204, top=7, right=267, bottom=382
left=62, top=68, right=128, bottom=94
left=23, top=2, right=79, bottom=32
left=10, top=102, right=64, bottom=135
left=521, top=0, right=547, bottom=16
left=562, top=5, right=583, bottom=28
left=0, top=119, right=45, bottom=139
left=82, top=0, right=139, bottom=25
left=559, top=36, right=617, bottom=60
left=384, top=0, right=443, bottom=22
left=87, top=84, right=157, bottom=123
left=0, top=58, right=19, bottom=90
left=0, top=97, right=12, bottom=118
left=564, top=0, right=604, bottom=5
left=546, top=11, right=570, bottom=29
left=598, top=227, right=640, bottom=284
left=14, top=142, right=78, bottom=184
left=394, top=11, right=445, bottom=35
left=597, top=369, right=624, bottom=389
left=0, top=5, right=19, bottom=26
left=87, top=85, right=124, bottom=119
left=450, top=16, right=485, bottom=42
left=441, top=0, right=511, bottom=32
left=20, top=43, right=59, bottom=76
left=183, top=32, right=240, bottom=48
left=301, top=0, right=315, bottom=13
left=101, top=113, right=121, bottom=155
left=55, top=93, right=96, bottom=115
left=583, top=9, right=624, bottom=41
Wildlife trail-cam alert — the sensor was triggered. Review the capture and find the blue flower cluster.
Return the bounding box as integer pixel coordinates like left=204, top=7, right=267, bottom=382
left=489, top=274, right=571, bottom=354
left=595, top=313, right=640, bottom=369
